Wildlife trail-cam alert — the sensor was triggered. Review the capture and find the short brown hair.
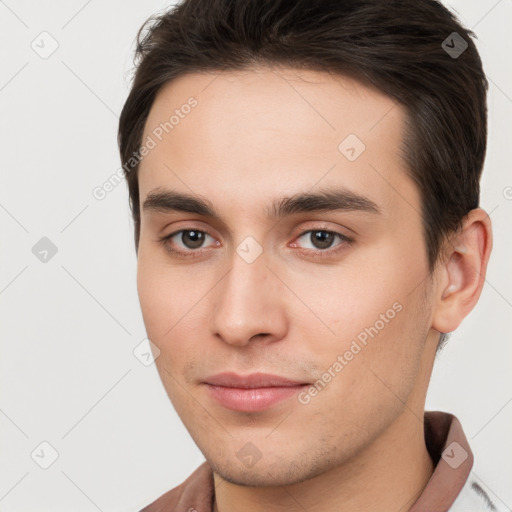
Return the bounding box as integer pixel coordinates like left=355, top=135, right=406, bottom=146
left=118, top=0, right=488, bottom=274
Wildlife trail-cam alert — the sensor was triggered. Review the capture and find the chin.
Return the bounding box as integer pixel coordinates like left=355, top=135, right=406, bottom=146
left=208, top=450, right=335, bottom=488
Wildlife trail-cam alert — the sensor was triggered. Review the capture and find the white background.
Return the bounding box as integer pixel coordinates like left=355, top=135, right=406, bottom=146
left=1, top=1, right=511, bottom=510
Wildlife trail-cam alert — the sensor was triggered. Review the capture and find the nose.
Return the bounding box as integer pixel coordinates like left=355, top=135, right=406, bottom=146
left=210, top=246, right=288, bottom=347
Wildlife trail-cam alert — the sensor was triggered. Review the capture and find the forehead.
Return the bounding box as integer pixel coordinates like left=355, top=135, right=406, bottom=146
left=138, top=66, right=417, bottom=219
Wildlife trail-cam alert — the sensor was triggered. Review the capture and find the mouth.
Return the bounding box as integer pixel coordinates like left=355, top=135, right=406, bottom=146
left=202, top=372, right=310, bottom=412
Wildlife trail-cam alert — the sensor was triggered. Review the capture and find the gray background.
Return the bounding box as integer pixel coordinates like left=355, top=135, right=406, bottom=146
left=1, top=0, right=511, bottom=510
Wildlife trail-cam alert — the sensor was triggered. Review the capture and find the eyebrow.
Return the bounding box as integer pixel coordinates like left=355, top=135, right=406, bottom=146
left=142, top=186, right=381, bottom=219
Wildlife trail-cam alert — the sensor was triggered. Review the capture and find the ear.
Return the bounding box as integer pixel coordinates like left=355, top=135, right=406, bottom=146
left=431, top=208, right=493, bottom=334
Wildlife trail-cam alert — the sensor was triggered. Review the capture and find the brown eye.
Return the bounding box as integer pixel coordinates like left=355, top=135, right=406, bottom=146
left=161, top=229, right=218, bottom=256
left=296, top=230, right=348, bottom=250
left=290, top=229, right=354, bottom=260
left=179, top=230, right=207, bottom=249
left=310, top=231, right=336, bottom=249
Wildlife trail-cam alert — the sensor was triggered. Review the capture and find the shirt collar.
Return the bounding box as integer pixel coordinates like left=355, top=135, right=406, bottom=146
left=409, top=410, right=474, bottom=511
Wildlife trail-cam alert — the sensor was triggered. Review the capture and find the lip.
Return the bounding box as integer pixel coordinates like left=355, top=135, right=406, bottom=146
left=203, top=372, right=309, bottom=412
left=203, top=372, right=307, bottom=388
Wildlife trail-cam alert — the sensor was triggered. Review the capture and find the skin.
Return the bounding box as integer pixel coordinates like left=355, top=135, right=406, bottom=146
left=136, top=66, right=492, bottom=511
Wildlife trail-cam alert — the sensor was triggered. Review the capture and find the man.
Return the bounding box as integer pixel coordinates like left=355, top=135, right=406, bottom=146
left=118, top=0, right=501, bottom=510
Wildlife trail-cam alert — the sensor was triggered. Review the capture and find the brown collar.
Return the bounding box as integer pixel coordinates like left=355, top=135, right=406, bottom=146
left=409, top=411, right=473, bottom=511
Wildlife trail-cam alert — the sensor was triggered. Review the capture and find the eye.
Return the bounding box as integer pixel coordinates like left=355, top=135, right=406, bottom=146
left=159, top=227, right=353, bottom=260
left=160, top=229, right=219, bottom=256
left=291, top=229, right=353, bottom=256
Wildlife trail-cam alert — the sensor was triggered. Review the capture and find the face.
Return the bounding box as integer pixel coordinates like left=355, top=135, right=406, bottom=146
left=136, top=66, right=439, bottom=486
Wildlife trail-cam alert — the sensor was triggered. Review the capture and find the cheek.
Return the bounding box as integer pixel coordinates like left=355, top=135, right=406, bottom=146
left=136, top=255, right=164, bottom=336
left=136, top=244, right=185, bottom=345
left=136, top=245, right=211, bottom=373
left=294, top=293, right=429, bottom=438
left=294, top=248, right=429, bottom=386
left=136, top=255, right=195, bottom=409
left=290, top=255, right=405, bottom=344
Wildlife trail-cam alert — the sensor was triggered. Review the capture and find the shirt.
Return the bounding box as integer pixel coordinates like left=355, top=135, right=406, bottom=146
left=139, top=410, right=502, bottom=511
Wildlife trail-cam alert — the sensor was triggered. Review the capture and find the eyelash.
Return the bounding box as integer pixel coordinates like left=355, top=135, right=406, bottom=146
left=158, top=228, right=354, bottom=260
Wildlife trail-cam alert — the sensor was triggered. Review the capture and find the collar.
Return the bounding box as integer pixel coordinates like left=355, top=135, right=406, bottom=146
left=409, top=411, right=473, bottom=511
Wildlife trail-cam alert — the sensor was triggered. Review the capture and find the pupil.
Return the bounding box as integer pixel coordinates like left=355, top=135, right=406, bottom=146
left=312, top=231, right=334, bottom=249
left=183, top=230, right=205, bottom=249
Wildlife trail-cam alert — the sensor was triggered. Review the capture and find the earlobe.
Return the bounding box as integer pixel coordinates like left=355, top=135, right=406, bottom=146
left=431, top=208, right=493, bottom=334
